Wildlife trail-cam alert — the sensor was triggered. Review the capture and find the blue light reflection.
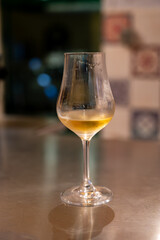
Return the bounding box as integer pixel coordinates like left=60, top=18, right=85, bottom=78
left=37, top=73, right=51, bottom=87
left=29, top=58, right=42, bottom=71
left=44, top=85, right=58, bottom=99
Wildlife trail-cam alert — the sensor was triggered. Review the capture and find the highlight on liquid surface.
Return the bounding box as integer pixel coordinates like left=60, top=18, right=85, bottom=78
left=58, top=109, right=113, bottom=140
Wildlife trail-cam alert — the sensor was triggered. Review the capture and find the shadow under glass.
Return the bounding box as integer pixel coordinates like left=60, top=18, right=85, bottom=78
left=48, top=204, right=115, bottom=240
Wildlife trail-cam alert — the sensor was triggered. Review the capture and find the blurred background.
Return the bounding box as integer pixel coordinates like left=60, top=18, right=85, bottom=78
left=0, top=0, right=160, bottom=140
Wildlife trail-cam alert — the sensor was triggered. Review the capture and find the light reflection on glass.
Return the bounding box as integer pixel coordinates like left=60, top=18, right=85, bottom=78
left=157, top=234, right=160, bottom=240
left=89, top=139, right=97, bottom=179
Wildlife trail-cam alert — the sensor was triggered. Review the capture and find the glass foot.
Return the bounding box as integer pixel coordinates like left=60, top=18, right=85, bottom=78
left=61, top=184, right=113, bottom=207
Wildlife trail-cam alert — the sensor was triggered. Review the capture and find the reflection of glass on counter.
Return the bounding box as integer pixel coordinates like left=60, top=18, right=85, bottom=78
left=49, top=204, right=114, bottom=240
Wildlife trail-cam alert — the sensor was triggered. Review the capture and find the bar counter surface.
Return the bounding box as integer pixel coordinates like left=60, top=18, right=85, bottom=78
left=0, top=119, right=160, bottom=240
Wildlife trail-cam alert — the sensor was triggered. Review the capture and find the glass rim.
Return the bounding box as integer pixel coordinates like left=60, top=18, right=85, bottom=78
left=64, top=52, right=104, bottom=56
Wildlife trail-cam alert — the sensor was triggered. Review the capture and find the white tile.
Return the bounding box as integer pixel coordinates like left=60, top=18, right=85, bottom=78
left=134, top=9, right=160, bottom=45
left=130, top=79, right=160, bottom=109
left=101, top=1, right=160, bottom=13
left=101, top=8, right=160, bottom=44
left=101, top=45, right=130, bottom=79
left=101, top=106, right=130, bottom=139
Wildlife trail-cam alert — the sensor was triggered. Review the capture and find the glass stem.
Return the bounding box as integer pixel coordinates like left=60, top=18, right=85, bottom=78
left=82, top=139, right=91, bottom=186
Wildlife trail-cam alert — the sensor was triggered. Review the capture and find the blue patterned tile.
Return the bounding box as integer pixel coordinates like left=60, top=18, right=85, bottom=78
left=110, top=80, right=129, bottom=106
left=132, top=46, right=160, bottom=77
left=132, top=110, right=159, bottom=139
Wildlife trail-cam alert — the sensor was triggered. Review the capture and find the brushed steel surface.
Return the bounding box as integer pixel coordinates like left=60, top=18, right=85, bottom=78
left=0, top=127, right=159, bottom=239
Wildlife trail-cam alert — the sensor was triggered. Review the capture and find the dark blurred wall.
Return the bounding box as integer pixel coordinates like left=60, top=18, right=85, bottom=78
left=2, top=0, right=100, bottom=116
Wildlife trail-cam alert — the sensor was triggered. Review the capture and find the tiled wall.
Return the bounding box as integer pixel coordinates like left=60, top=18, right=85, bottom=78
left=101, top=1, right=160, bottom=140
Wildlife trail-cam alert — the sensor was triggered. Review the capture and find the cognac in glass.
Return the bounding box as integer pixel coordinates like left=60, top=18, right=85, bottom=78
left=57, top=52, right=115, bottom=206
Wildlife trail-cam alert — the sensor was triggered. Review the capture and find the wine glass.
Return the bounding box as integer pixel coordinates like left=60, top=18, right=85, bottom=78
left=57, top=52, right=115, bottom=207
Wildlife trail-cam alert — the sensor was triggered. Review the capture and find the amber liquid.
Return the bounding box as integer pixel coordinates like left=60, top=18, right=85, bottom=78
left=58, top=110, right=113, bottom=140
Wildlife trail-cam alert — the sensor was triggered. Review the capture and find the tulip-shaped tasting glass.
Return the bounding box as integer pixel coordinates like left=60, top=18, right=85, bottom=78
left=57, top=52, right=115, bottom=206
